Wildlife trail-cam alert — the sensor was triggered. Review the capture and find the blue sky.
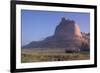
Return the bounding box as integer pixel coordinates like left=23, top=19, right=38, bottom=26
left=21, top=10, right=90, bottom=46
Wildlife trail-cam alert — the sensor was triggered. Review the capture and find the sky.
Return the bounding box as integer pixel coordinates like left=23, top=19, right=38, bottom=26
left=21, top=10, right=90, bottom=46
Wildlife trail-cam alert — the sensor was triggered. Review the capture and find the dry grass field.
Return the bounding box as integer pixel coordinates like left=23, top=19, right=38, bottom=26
left=21, top=48, right=90, bottom=63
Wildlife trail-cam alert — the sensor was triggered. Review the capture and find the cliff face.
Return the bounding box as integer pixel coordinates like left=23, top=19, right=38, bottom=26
left=23, top=17, right=90, bottom=51
left=54, top=17, right=82, bottom=39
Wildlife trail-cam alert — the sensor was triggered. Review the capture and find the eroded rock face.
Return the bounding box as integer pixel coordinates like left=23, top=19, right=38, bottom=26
left=54, top=17, right=82, bottom=39
left=23, top=17, right=90, bottom=52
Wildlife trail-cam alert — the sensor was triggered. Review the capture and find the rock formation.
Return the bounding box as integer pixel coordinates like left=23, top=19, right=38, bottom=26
left=23, top=17, right=90, bottom=52
left=54, top=17, right=82, bottom=39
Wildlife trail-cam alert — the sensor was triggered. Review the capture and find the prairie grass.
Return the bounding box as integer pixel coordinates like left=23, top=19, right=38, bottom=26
left=21, top=48, right=90, bottom=63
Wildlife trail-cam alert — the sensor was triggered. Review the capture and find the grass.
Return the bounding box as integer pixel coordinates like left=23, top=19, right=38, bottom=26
left=21, top=48, right=90, bottom=63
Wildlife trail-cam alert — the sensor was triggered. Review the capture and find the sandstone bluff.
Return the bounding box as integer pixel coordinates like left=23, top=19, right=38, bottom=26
left=23, top=17, right=90, bottom=52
